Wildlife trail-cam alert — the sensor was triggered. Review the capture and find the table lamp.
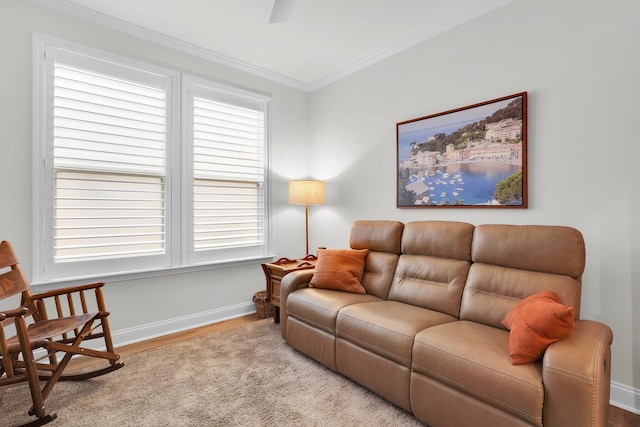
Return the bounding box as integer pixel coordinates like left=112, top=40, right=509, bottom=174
left=288, top=180, right=325, bottom=255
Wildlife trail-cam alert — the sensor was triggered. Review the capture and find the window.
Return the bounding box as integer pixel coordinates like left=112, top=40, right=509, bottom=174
left=184, top=77, right=269, bottom=265
left=33, top=36, right=271, bottom=283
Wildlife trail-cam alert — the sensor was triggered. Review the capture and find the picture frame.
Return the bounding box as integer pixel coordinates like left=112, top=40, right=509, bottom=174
left=397, top=92, right=527, bottom=208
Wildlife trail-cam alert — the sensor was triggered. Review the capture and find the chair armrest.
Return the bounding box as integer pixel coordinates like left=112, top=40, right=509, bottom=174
left=542, top=319, right=613, bottom=427
left=0, top=307, right=29, bottom=328
left=29, top=281, right=105, bottom=301
left=28, top=281, right=108, bottom=321
left=0, top=307, right=29, bottom=319
left=279, top=269, right=314, bottom=339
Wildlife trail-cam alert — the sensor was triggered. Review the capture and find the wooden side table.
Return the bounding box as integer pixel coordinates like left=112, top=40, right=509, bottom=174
left=261, top=255, right=317, bottom=323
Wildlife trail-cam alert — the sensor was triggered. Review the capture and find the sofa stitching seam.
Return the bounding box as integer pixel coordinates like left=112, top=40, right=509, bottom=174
left=337, top=331, right=411, bottom=366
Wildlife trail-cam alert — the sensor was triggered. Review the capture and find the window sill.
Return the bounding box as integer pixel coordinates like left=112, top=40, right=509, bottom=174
left=31, top=254, right=276, bottom=289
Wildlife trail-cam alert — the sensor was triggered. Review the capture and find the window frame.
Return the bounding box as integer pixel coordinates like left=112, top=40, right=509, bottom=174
left=182, top=75, right=272, bottom=266
left=32, top=34, right=273, bottom=285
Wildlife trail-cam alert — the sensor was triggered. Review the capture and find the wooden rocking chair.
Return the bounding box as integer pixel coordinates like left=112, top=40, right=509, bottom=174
left=0, top=240, right=124, bottom=426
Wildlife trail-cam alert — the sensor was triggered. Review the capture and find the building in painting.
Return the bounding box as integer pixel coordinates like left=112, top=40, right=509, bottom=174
left=485, top=118, right=522, bottom=142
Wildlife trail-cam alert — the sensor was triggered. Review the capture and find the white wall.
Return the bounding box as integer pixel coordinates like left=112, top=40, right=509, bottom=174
left=0, top=0, right=309, bottom=338
left=308, top=0, right=639, bottom=412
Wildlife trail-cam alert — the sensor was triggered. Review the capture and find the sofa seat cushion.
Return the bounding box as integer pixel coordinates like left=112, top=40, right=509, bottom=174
left=412, top=320, right=544, bottom=426
left=287, top=288, right=381, bottom=335
left=336, top=301, right=457, bottom=367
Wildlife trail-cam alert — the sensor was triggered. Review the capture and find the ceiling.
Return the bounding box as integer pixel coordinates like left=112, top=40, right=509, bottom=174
left=38, top=0, right=514, bottom=91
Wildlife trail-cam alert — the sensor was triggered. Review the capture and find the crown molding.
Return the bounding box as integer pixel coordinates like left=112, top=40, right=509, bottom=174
left=306, top=0, right=515, bottom=91
left=31, top=0, right=513, bottom=93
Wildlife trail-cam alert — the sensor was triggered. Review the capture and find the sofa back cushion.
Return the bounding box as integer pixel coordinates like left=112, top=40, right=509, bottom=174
left=349, top=220, right=404, bottom=299
left=388, top=221, right=474, bottom=317
left=460, top=224, right=585, bottom=329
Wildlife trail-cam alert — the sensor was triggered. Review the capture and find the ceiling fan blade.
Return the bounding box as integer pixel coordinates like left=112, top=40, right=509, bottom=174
left=269, top=0, right=295, bottom=23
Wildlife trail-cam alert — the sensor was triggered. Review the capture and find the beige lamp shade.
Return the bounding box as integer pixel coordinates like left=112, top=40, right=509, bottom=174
left=288, top=180, right=325, bottom=255
left=288, top=180, right=325, bottom=205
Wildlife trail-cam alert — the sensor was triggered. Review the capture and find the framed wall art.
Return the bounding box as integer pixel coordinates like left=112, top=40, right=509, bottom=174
left=397, top=92, right=527, bottom=208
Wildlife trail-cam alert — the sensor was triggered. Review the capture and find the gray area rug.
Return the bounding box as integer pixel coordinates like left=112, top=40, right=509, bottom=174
left=2, top=319, right=423, bottom=426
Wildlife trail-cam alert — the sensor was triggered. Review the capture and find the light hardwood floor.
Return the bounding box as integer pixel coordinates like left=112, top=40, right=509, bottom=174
left=18, top=315, right=640, bottom=426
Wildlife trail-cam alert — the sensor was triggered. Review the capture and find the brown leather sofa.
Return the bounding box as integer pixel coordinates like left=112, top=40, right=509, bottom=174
left=279, top=220, right=613, bottom=427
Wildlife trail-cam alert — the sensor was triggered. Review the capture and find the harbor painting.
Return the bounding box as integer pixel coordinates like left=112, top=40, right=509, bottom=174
left=397, top=92, right=527, bottom=208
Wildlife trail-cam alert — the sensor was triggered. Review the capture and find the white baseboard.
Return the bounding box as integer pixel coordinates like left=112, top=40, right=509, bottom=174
left=611, top=381, right=640, bottom=415
left=111, top=301, right=257, bottom=348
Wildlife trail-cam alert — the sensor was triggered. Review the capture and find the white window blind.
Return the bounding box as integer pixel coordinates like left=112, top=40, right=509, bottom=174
left=53, top=62, right=168, bottom=263
left=186, top=78, right=270, bottom=263
left=192, top=95, right=265, bottom=251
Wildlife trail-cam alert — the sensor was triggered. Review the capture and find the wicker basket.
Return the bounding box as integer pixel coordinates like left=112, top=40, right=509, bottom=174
left=252, top=290, right=275, bottom=318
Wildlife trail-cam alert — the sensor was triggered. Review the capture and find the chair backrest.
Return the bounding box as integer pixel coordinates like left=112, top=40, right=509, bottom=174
left=0, top=241, right=35, bottom=358
left=388, top=221, right=474, bottom=317
left=349, top=220, right=404, bottom=299
left=0, top=241, right=33, bottom=313
left=460, top=224, right=585, bottom=329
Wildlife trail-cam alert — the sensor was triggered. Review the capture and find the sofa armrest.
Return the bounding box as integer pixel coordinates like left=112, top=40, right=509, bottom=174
left=542, top=319, right=613, bottom=427
left=279, top=269, right=314, bottom=339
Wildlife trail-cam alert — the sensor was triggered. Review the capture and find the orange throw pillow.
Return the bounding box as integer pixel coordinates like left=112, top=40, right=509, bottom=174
left=502, top=290, right=575, bottom=364
left=309, top=249, right=368, bottom=294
